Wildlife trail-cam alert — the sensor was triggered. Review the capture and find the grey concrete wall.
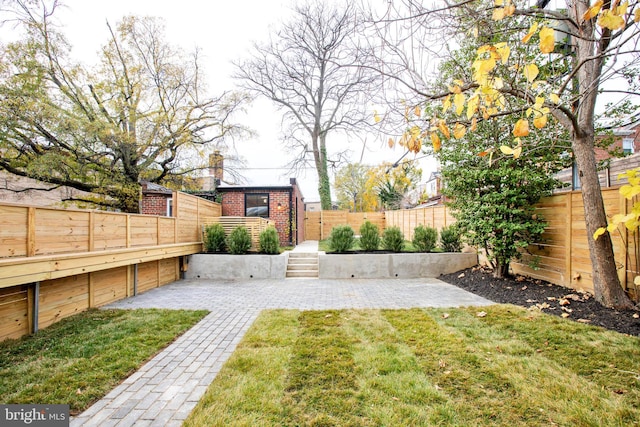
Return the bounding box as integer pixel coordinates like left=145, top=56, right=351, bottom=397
left=318, top=252, right=478, bottom=279
left=186, top=253, right=288, bottom=280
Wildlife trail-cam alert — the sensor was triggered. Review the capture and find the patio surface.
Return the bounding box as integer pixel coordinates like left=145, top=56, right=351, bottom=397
left=71, top=241, right=491, bottom=426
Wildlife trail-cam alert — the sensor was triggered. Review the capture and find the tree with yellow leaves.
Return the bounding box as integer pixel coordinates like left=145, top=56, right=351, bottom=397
left=370, top=0, right=639, bottom=309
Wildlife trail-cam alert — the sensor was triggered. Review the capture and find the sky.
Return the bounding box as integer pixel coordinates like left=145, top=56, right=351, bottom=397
left=51, top=0, right=434, bottom=202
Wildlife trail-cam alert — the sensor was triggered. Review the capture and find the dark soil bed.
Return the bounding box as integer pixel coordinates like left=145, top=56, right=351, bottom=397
left=439, top=266, right=640, bottom=337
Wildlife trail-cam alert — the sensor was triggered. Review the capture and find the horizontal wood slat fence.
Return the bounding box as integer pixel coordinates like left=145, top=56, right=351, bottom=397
left=304, top=211, right=386, bottom=240
left=0, top=192, right=220, bottom=341
left=202, top=216, right=272, bottom=251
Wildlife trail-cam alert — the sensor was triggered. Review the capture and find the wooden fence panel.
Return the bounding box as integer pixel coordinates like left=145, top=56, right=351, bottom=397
left=129, top=215, right=159, bottom=247
left=0, top=286, right=29, bottom=341
left=39, top=275, right=89, bottom=330
left=202, top=216, right=271, bottom=250
left=321, top=211, right=349, bottom=239
left=0, top=205, right=28, bottom=258
left=93, top=212, right=128, bottom=250
left=137, top=261, right=159, bottom=293
left=159, top=258, right=179, bottom=286
left=92, top=267, right=128, bottom=308
left=158, top=217, right=176, bottom=245
left=35, top=209, right=90, bottom=256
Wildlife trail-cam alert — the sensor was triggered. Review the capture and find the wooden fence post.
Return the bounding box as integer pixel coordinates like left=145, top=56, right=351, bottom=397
left=27, top=207, right=36, bottom=257
left=564, top=193, right=573, bottom=288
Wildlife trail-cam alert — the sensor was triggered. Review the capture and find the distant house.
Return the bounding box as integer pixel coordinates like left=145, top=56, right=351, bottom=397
left=140, top=181, right=173, bottom=216
left=556, top=120, right=640, bottom=190
left=216, top=178, right=305, bottom=246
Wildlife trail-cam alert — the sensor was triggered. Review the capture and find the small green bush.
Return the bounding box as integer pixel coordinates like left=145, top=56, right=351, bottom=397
left=227, top=226, right=252, bottom=254
left=359, top=221, right=380, bottom=251
left=382, top=226, right=404, bottom=252
left=329, top=225, right=356, bottom=253
left=440, top=224, right=462, bottom=252
left=259, top=227, right=280, bottom=254
left=413, top=225, right=438, bottom=252
left=204, top=223, right=226, bottom=252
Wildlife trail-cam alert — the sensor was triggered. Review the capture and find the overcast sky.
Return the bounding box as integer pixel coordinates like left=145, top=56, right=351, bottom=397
left=50, top=0, right=430, bottom=202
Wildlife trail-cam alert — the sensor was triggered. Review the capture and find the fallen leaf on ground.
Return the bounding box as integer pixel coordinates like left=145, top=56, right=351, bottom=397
left=477, top=311, right=487, bottom=317
left=561, top=313, right=570, bottom=318
left=442, top=313, right=450, bottom=319
left=577, top=319, right=591, bottom=324
left=458, top=273, right=465, bottom=278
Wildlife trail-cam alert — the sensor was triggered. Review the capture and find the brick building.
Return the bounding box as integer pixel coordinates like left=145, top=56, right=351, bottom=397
left=140, top=181, right=173, bottom=216
left=216, top=178, right=305, bottom=246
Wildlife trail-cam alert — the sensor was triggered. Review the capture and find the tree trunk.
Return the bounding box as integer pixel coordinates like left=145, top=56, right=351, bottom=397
left=493, top=259, right=508, bottom=279
left=573, top=135, right=634, bottom=310
left=316, top=137, right=332, bottom=210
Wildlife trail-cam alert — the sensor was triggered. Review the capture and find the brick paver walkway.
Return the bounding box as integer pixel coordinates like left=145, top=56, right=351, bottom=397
left=71, top=242, right=491, bottom=426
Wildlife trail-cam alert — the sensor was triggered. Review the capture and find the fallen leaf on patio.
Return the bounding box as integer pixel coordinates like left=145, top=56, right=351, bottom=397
left=526, top=299, right=535, bottom=303
left=559, top=298, right=570, bottom=306
left=564, top=293, right=583, bottom=302
left=537, top=302, right=550, bottom=310
left=561, top=313, right=570, bottom=318
left=515, top=276, right=526, bottom=282
left=521, top=285, right=527, bottom=290
left=458, top=273, right=465, bottom=278
left=547, top=297, right=557, bottom=301
left=477, top=311, right=487, bottom=317
left=633, top=313, right=639, bottom=319
left=577, top=319, right=591, bottom=324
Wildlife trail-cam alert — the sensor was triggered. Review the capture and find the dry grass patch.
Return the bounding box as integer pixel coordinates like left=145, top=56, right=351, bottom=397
left=186, top=306, right=640, bottom=426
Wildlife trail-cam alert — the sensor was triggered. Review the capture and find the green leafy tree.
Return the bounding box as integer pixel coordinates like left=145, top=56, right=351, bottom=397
left=334, top=163, right=372, bottom=212
left=369, top=0, right=638, bottom=308
left=0, top=2, right=249, bottom=212
left=367, top=161, right=422, bottom=210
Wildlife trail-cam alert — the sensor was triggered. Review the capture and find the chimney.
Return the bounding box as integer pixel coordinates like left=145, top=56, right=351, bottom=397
left=209, top=151, right=224, bottom=181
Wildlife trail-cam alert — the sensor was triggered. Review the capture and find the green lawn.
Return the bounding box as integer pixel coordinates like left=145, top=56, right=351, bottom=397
left=0, top=308, right=208, bottom=414
left=186, top=306, right=640, bottom=426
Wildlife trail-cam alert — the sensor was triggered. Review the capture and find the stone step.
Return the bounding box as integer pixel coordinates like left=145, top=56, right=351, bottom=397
left=288, top=252, right=317, bottom=258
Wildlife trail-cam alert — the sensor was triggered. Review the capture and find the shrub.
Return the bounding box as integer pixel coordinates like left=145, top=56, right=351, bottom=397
left=359, top=221, right=380, bottom=251
left=440, top=224, right=462, bottom=252
left=226, top=226, right=252, bottom=254
left=204, top=223, right=226, bottom=252
left=382, top=226, right=404, bottom=252
left=259, top=227, right=280, bottom=254
left=413, top=225, right=438, bottom=252
left=329, top=225, right=356, bottom=253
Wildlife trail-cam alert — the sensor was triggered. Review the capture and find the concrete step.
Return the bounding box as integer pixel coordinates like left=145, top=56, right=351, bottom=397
left=286, top=270, right=319, bottom=278
left=288, top=257, right=318, bottom=265
left=288, top=252, right=317, bottom=258
left=287, top=263, right=319, bottom=271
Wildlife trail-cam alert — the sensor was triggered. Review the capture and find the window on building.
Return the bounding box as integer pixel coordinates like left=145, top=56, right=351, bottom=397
left=623, top=137, right=634, bottom=154
left=166, top=198, right=173, bottom=217
left=245, top=193, right=269, bottom=218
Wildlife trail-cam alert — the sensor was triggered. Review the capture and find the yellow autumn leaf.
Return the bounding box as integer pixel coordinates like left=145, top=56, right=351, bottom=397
left=387, top=137, right=395, bottom=148
left=620, top=184, right=640, bottom=199
left=550, top=93, right=560, bottom=104
left=522, top=22, right=538, bottom=43
left=539, top=27, right=555, bottom=54
left=616, top=2, right=629, bottom=17
left=513, top=146, right=522, bottom=159
left=635, top=8, right=640, bottom=22
left=477, top=57, right=497, bottom=74
left=442, top=95, right=452, bottom=112
left=467, top=95, right=480, bottom=119
left=523, top=63, right=539, bottom=83
left=454, top=93, right=465, bottom=116
left=533, top=115, right=548, bottom=129
left=593, top=227, right=606, bottom=240
left=414, top=106, right=421, bottom=117
left=453, top=123, right=466, bottom=139
left=513, top=119, right=530, bottom=137
left=495, top=43, right=510, bottom=64
left=500, top=145, right=514, bottom=155
left=493, top=8, right=506, bottom=20
left=470, top=117, right=477, bottom=131
left=374, top=111, right=381, bottom=123
left=494, top=0, right=504, bottom=6
left=431, top=132, right=441, bottom=152
left=582, top=0, right=603, bottom=21
left=598, top=10, right=625, bottom=30
left=438, top=120, right=451, bottom=139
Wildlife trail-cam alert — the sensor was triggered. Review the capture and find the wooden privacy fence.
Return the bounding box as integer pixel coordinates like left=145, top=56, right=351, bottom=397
left=385, top=205, right=454, bottom=240
left=511, top=188, right=638, bottom=298
left=201, top=216, right=271, bottom=251
left=0, top=192, right=220, bottom=341
left=304, top=211, right=386, bottom=240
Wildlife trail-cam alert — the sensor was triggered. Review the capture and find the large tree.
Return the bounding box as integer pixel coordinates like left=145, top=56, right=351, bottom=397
left=0, top=1, right=249, bottom=212
left=370, top=0, right=639, bottom=309
left=234, top=0, right=379, bottom=210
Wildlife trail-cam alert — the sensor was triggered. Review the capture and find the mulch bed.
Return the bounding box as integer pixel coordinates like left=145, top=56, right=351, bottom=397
left=439, top=266, right=640, bottom=337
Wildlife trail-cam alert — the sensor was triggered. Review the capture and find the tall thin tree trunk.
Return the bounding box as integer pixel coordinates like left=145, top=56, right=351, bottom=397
left=573, top=134, right=634, bottom=310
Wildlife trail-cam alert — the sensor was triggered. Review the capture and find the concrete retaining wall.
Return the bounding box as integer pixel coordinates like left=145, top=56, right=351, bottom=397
left=186, top=253, right=288, bottom=280
left=318, top=252, right=478, bottom=279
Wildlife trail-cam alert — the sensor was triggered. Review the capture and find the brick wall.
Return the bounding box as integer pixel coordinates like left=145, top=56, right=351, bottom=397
left=141, top=194, right=170, bottom=216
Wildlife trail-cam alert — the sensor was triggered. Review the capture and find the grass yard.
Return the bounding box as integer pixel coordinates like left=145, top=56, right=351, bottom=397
left=0, top=308, right=208, bottom=414
left=186, top=306, right=640, bottom=427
